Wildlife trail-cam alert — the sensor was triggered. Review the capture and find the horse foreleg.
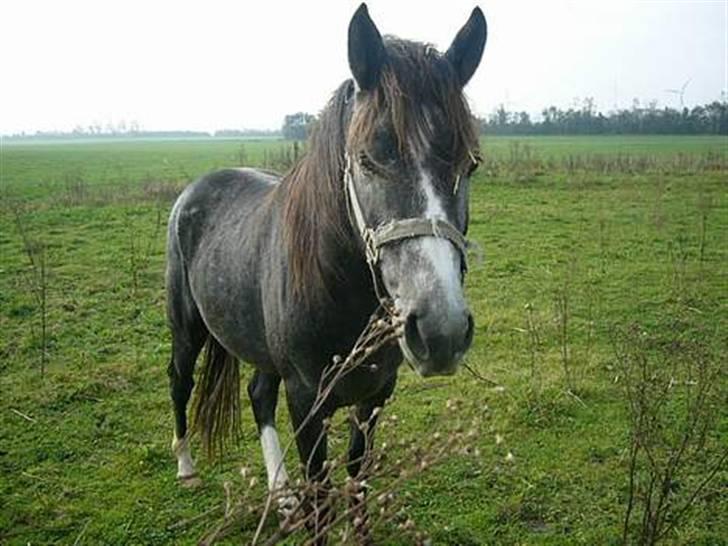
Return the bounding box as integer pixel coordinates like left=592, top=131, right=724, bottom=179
left=346, top=404, right=383, bottom=546
left=346, top=376, right=395, bottom=544
left=285, top=382, right=334, bottom=542
left=346, top=403, right=381, bottom=479
left=248, top=371, right=297, bottom=517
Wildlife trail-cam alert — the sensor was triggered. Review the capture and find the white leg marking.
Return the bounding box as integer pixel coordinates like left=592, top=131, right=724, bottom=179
left=260, top=425, right=289, bottom=490
left=260, top=426, right=298, bottom=520
left=172, top=434, right=196, bottom=479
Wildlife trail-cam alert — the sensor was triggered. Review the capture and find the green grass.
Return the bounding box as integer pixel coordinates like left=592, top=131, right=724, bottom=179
left=481, top=134, right=728, bottom=157
left=1, top=138, right=293, bottom=202
left=1, top=136, right=726, bottom=544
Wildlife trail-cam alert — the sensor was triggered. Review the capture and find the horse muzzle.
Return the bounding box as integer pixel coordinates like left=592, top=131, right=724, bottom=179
left=398, top=304, right=474, bottom=376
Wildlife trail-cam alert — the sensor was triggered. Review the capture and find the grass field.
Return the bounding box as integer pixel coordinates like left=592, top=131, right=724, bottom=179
left=1, top=135, right=726, bottom=544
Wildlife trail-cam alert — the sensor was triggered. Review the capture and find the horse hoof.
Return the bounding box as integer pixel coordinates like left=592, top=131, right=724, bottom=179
left=179, top=474, right=202, bottom=488
left=277, top=492, right=301, bottom=524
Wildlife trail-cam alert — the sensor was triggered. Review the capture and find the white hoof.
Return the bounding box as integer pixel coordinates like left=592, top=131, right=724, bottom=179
left=276, top=489, right=300, bottom=522
left=179, top=474, right=203, bottom=488
left=172, top=435, right=197, bottom=482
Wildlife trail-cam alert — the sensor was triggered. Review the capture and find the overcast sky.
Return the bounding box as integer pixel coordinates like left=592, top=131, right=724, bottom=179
left=1, top=0, right=726, bottom=134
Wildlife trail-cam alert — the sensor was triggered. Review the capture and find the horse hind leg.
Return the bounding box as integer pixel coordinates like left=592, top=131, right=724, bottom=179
left=167, top=251, right=208, bottom=484
left=169, top=332, right=206, bottom=485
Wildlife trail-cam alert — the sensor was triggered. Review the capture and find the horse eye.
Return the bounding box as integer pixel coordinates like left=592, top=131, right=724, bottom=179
left=358, top=152, right=380, bottom=176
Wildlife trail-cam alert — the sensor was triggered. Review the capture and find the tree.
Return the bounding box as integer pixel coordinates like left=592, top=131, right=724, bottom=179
left=282, top=112, right=316, bottom=140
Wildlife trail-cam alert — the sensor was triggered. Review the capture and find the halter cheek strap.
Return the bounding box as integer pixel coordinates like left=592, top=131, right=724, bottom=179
left=343, top=153, right=469, bottom=301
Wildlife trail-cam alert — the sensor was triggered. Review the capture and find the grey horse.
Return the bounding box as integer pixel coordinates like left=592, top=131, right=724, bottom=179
left=166, top=1, right=486, bottom=533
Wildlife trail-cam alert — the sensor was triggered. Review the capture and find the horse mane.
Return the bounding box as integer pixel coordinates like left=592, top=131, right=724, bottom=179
left=281, top=80, right=355, bottom=304
left=281, top=38, right=479, bottom=304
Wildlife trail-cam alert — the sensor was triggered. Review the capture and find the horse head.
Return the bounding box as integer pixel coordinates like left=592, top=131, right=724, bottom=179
left=344, top=4, right=487, bottom=376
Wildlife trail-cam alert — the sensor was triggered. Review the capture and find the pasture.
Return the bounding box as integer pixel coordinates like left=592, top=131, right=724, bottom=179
left=1, top=135, right=726, bottom=544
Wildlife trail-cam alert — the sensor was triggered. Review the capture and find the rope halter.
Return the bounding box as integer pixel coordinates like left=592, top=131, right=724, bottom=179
left=343, top=153, right=469, bottom=301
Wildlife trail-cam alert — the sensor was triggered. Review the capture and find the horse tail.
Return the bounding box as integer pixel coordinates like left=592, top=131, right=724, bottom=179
left=190, top=335, right=241, bottom=459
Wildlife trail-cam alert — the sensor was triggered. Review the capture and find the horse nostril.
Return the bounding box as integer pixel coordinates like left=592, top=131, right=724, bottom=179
left=463, top=312, right=475, bottom=350
left=404, top=313, right=430, bottom=361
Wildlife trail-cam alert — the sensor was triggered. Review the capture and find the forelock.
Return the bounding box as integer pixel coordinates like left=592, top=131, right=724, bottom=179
left=348, top=38, right=478, bottom=163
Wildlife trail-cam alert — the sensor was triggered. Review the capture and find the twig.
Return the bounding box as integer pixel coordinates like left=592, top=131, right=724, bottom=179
left=562, top=389, right=587, bottom=408
left=656, top=447, right=728, bottom=541
left=73, top=519, right=90, bottom=546
left=462, top=362, right=499, bottom=387
left=10, top=408, right=36, bottom=422
left=21, top=471, right=51, bottom=483
left=168, top=505, right=223, bottom=531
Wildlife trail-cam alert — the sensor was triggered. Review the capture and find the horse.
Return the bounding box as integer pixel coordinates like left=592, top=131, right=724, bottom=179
left=166, top=0, right=487, bottom=531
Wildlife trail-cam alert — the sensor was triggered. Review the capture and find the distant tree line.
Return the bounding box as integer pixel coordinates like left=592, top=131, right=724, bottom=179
left=5, top=124, right=280, bottom=141
left=277, top=98, right=728, bottom=140
left=480, top=98, right=728, bottom=135
left=7, top=98, right=726, bottom=141
left=5, top=130, right=213, bottom=141
left=214, top=128, right=280, bottom=138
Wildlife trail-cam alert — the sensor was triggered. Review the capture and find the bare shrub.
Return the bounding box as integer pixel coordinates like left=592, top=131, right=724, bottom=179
left=9, top=201, right=50, bottom=376
left=552, top=260, right=581, bottom=394
left=553, top=285, right=572, bottom=392
left=666, top=233, right=690, bottom=301
left=262, top=143, right=301, bottom=172
left=480, top=145, right=727, bottom=181
left=120, top=201, right=167, bottom=370
left=62, top=171, right=90, bottom=206
left=187, top=303, right=488, bottom=545
left=125, top=206, right=164, bottom=298
left=614, top=322, right=726, bottom=545
left=696, top=191, right=713, bottom=267
left=197, top=399, right=483, bottom=546
left=139, top=179, right=186, bottom=203
left=598, top=214, right=609, bottom=275
left=238, top=143, right=249, bottom=166
left=523, top=302, right=543, bottom=386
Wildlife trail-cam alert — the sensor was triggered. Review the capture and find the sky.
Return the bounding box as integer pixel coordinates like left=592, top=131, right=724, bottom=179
left=1, top=0, right=726, bottom=134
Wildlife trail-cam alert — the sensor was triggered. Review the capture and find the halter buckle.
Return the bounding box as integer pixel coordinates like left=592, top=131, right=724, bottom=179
left=363, top=228, right=379, bottom=264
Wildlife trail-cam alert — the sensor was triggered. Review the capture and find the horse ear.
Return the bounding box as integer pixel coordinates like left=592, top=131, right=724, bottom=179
left=348, top=3, right=385, bottom=91
left=445, top=7, right=487, bottom=87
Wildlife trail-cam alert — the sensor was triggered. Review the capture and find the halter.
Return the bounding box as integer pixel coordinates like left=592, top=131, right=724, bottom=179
left=343, top=153, right=469, bottom=302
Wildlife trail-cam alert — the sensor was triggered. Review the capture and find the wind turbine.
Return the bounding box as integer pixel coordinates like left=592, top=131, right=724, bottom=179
left=665, top=78, right=691, bottom=108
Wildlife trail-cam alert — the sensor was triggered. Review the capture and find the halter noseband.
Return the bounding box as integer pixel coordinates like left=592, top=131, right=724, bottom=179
left=343, top=153, right=468, bottom=301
